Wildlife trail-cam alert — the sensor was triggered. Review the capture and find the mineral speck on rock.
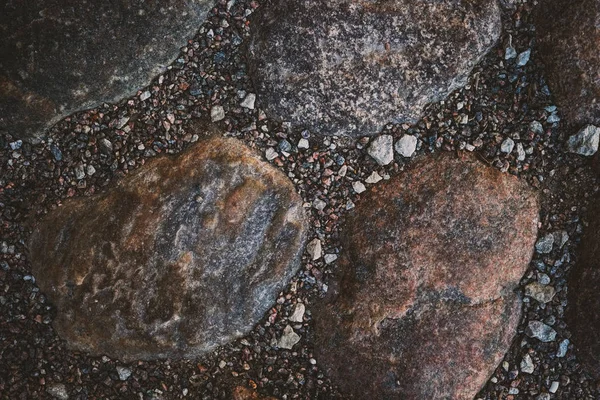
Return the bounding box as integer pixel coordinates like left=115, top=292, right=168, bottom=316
left=567, top=125, right=600, bottom=156
left=29, top=135, right=308, bottom=361
left=0, top=0, right=213, bottom=139
left=314, top=153, right=539, bottom=400
left=248, top=0, right=501, bottom=136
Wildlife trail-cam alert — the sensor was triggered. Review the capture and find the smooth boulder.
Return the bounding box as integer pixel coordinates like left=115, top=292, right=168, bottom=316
left=536, top=0, right=600, bottom=127
left=0, top=0, right=213, bottom=139
left=29, top=136, right=308, bottom=361
left=314, top=153, right=539, bottom=399
left=247, top=0, right=501, bottom=136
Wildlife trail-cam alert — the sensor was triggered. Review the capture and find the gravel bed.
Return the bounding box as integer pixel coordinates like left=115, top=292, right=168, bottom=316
left=1, top=0, right=599, bottom=399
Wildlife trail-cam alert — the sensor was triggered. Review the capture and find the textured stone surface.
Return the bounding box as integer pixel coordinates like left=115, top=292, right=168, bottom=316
left=247, top=0, right=501, bottom=137
left=0, top=0, right=213, bottom=139
left=314, top=153, right=539, bottom=399
left=29, top=136, right=308, bottom=361
left=536, top=0, right=600, bottom=128
left=232, top=386, right=277, bottom=400
left=567, top=200, right=600, bottom=378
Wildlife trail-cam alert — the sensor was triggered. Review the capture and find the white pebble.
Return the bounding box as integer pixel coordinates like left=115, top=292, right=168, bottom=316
left=352, top=181, right=366, bottom=194
left=395, top=134, right=418, bottom=158
left=241, top=93, right=256, bottom=109
left=210, top=105, right=225, bottom=122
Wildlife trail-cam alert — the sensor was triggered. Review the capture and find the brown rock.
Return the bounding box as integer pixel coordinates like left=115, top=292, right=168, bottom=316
left=536, top=0, right=600, bottom=127
left=232, top=386, right=277, bottom=400
left=29, top=136, right=308, bottom=361
left=567, top=200, right=600, bottom=378
left=314, top=153, right=539, bottom=399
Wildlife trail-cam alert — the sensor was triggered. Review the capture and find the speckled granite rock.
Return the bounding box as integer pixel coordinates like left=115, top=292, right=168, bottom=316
left=567, top=200, right=600, bottom=378
left=0, top=0, right=213, bottom=139
left=314, top=154, right=539, bottom=399
left=29, top=136, right=308, bottom=361
left=537, top=0, right=600, bottom=127
left=247, top=0, right=501, bottom=137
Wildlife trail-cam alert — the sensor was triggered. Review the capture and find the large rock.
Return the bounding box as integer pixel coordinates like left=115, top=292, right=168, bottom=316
left=247, top=0, right=501, bottom=137
left=536, top=0, right=600, bottom=127
left=314, top=154, right=539, bottom=399
left=0, top=0, right=213, bottom=139
left=567, top=201, right=600, bottom=378
left=29, top=136, right=308, bottom=361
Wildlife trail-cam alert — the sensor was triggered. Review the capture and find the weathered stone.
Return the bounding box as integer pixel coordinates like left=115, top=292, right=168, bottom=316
left=247, top=0, right=501, bottom=137
left=537, top=0, right=600, bottom=128
left=29, top=136, right=308, bottom=361
left=314, top=153, right=539, bottom=399
left=567, top=200, right=600, bottom=378
left=0, top=0, right=213, bottom=139
left=567, top=125, right=600, bottom=156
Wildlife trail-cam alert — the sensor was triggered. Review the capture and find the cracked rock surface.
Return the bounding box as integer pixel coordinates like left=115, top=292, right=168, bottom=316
left=0, top=0, right=213, bottom=139
left=247, top=0, right=501, bottom=137
left=314, top=153, right=539, bottom=399
left=28, top=135, right=308, bottom=361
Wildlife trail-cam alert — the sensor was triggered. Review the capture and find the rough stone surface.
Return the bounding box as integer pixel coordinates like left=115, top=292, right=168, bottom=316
left=0, top=0, right=213, bottom=139
left=537, top=0, right=600, bottom=128
left=247, top=0, right=501, bottom=137
left=567, top=200, right=600, bottom=378
left=29, top=136, right=308, bottom=361
left=314, top=153, right=539, bottom=399
left=567, top=125, right=600, bottom=156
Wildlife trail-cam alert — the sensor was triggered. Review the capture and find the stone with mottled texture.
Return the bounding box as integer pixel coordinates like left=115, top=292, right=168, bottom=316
left=0, top=0, right=212, bottom=139
left=314, top=153, right=539, bottom=399
left=247, top=0, right=501, bottom=137
left=567, top=200, right=600, bottom=378
left=537, top=0, right=600, bottom=128
left=29, top=136, right=308, bottom=361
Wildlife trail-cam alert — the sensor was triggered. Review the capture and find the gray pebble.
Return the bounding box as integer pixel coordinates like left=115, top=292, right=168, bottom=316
left=368, top=135, right=394, bottom=166
left=395, top=135, right=418, bottom=158
left=568, top=124, right=600, bottom=156
left=526, top=320, right=557, bottom=342
left=535, top=233, right=554, bottom=254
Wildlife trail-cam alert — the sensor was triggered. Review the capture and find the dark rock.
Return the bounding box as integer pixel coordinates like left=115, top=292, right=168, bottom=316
left=0, top=0, right=213, bottom=139
left=567, top=200, right=600, bottom=378
left=29, top=136, right=308, bottom=361
left=247, top=0, right=501, bottom=136
left=536, top=0, right=600, bottom=127
left=314, top=153, right=539, bottom=399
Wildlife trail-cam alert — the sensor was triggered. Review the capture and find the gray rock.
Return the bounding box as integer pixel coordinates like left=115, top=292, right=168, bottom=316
left=535, top=233, right=554, bottom=254
left=521, top=353, right=535, bottom=374
left=46, top=384, right=68, bottom=400
left=29, top=135, right=308, bottom=361
left=116, top=366, right=132, bottom=381
left=517, top=49, right=531, bottom=66
left=505, top=46, right=517, bottom=60
left=395, top=135, right=418, bottom=158
left=525, top=282, right=556, bottom=304
left=289, top=303, right=305, bottom=323
left=529, top=121, right=544, bottom=135
left=557, top=339, right=569, bottom=358
left=278, top=325, right=301, bottom=349
left=0, top=0, right=213, bottom=139
left=211, top=105, right=226, bottom=122
left=501, top=138, right=515, bottom=154
left=241, top=93, right=256, bottom=109
left=306, top=238, right=322, bottom=261
left=247, top=0, right=501, bottom=137
left=526, top=321, right=557, bottom=342
left=367, top=135, right=394, bottom=166
left=567, top=125, right=600, bottom=156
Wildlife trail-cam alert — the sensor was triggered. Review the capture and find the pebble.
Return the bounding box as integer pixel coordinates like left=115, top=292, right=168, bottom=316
left=516, top=143, right=526, bottom=161
left=219, top=360, right=227, bottom=369
left=505, top=46, right=517, bottom=59
left=241, top=93, right=256, bottom=109
left=278, top=325, right=301, bottom=350
left=394, top=134, right=418, bottom=158
left=352, top=181, right=367, bottom=194
left=367, top=135, right=394, bottom=165
left=50, top=144, right=63, bottom=161
left=557, top=339, right=569, bottom=358
left=529, top=120, right=543, bottom=134
left=549, top=381, right=559, bottom=394
left=265, top=147, right=278, bottom=161
left=298, top=138, right=309, bottom=149
left=535, top=233, right=554, bottom=254
left=324, top=254, right=338, bottom=264
left=74, top=165, right=85, bottom=180
left=139, top=91, right=151, bottom=101
left=210, top=105, right=226, bottom=122
left=524, top=282, right=556, bottom=303
left=526, top=320, right=557, bottom=342
left=289, top=303, right=305, bottom=323
left=46, top=383, right=68, bottom=400
left=86, top=165, right=96, bottom=176
left=567, top=124, right=600, bottom=156
left=520, top=353, right=534, bottom=374
left=306, top=238, right=322, bottom=260
left=312, top=198, right=327, bottom=211
left=537, top=394, right=551, bottom=400
left=517, top=49, right=531, bottom=66
left=365, top=171, right=383, bottom=184
left=116, top=365, right=132, bottom=381
left=9, top=140, right=22, bottom=150
left=501, top=137, right=515, bottom=154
